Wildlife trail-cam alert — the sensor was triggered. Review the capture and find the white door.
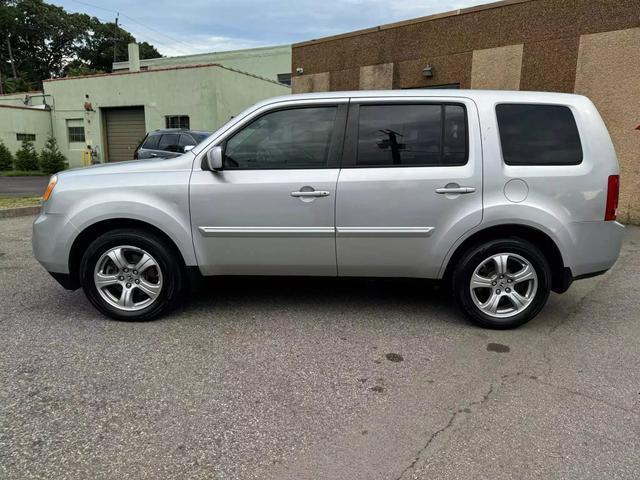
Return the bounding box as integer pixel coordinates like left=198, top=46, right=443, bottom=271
left=336, top=98, right=483, bottom=278
left=190, top=102, right=348, bottom=276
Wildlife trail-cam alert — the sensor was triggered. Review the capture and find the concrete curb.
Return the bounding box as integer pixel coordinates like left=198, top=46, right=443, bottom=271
left=0, top=206, right=41, bottom=219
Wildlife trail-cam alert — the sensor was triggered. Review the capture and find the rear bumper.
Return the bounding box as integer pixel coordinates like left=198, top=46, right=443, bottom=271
left=564, top=220, right=624, bottom=278
left=554, top=266, right=609, bottom=294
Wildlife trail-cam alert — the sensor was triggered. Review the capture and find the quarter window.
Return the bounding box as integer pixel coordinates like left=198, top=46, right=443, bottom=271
left=356, top=104, right=468, bottom=167
left=496, top=104, right=583, bottom=166
left=224, top=107, right=337, bottom=169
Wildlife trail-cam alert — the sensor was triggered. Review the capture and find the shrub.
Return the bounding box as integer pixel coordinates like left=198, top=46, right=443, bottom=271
left=0, top=140, right=13, bottom=171
left=39, top=136, right=67, bottom=175
left=14, top=138, right=39, bottom=171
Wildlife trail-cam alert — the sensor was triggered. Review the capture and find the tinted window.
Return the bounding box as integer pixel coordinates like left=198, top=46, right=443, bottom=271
left=142, top=134, right=160, bottom=150
left=356, top=104, right=467, bottom=167
left=496, top=104, right=583, bottom=165
left=179, top=134, right=196, bottom=150
left=224, top=107, right=337, bottom=169
left=158, top=134, right=180, bottom=152
left=191, top=132, right=210, bottom=143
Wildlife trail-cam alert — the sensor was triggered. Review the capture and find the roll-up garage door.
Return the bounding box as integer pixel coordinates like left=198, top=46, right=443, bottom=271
left=104, top=107, right=146, bottom=162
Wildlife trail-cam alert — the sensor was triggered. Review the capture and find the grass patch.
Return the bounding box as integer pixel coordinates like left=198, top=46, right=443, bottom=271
left=0, top=170, right=46, bottom=177
left=0, top=196, right=42, bottom=209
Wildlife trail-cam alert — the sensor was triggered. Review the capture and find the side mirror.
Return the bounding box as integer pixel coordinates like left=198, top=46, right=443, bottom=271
left=204, top=146, right=223, bottom=171
left=183, top=145, right=195, bottom=153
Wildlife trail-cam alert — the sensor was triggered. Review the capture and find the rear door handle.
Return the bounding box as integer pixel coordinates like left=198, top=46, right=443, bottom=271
left=291, top=190, right=330, bottom=197
left=435, top=186, right=476, bottom=194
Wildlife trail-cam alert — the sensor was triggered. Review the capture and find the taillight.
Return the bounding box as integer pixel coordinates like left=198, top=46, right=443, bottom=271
left=605, top=175, right=619, bottom=221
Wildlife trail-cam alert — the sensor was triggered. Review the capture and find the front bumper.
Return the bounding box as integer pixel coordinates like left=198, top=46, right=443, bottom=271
left=32, top=212, right=78, bottom=275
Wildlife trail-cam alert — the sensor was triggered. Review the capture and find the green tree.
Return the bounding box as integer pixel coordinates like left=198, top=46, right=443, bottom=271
left=71, top=18, right=160, bottom=74
left=0, top=140, right=14, bottom=171
left=39, top=135, right=67, bottom=174
left=0, top=1, right=161, bottom=89
left=14, top=137, right=39, bottom=171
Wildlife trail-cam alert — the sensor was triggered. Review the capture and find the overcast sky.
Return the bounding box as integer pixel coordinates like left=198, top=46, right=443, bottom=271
left=51, top=0, right=490, bottom=57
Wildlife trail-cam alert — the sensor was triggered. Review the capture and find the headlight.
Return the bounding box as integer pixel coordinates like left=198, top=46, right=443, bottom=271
left=42, top=174, right=58, bottom=202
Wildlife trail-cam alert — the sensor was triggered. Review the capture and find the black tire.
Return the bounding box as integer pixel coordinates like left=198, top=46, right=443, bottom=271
left=452, top=237, right=551, bottom=329
left=79, top=228, right=185, bottom=321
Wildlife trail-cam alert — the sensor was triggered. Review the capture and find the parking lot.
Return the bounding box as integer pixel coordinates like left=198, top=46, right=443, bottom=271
left=1, top=214, right=639, bottom=479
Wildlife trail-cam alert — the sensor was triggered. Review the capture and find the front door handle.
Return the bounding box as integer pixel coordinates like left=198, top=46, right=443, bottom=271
left=291, top=190, right=330, bottom=198
left=435, top=186, right=476, bottom=194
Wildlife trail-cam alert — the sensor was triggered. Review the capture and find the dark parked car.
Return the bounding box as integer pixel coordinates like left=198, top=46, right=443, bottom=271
left=134, top=129, right=211, bottom=159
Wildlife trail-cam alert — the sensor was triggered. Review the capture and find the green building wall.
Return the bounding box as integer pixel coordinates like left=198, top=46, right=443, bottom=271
left=43, top=64, right=290, bottom=167
left=112, top=44, right=291, bottom=82
left=0, top=104, right=51, bottom=155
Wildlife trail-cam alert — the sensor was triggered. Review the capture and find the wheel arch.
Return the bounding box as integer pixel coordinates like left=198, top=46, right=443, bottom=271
left=68, top=218, right=190, bottom=289
left=440, top=223, right=570, bottom=293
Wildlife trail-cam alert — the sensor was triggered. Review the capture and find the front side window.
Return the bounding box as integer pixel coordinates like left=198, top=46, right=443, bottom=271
left=142, top=134, right=160, bottom=150
left=158, top=134, right=180, bottom=152
left=356, top=104, right=467, bottom=167
left=178, top=134, right=196, bottom=152
left=224, top=107, right=337, bottom=169
left=496, top=104, right=583, bottom=166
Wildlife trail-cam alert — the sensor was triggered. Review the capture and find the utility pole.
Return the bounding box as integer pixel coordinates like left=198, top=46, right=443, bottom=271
left=113, top=12, right=120, bottom=64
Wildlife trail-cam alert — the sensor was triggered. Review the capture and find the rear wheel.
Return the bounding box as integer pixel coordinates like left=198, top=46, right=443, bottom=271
left=452, top=238, right=551, bottom=329
left=79, top=229, right=184, bottom=321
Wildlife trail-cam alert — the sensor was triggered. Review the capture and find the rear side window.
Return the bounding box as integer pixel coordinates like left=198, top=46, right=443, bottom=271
left=142, top=134, right=160, bottom=150
left=356, top=104, right=467, bottom=167
left=496, top=104, right=583, bottom=165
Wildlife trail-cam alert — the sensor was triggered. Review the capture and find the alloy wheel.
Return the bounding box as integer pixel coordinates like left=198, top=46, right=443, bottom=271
left=93, top=245, right=163, bottom=312
left=469, top=252, right=538, bottom=319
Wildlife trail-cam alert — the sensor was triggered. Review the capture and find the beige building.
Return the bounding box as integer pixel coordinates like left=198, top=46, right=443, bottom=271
left=291, top=0, right=640, bottom=224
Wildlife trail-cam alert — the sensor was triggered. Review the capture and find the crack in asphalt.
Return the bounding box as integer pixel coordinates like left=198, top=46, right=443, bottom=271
left=530, top=377, right=639, bottom=416
left=394, top=381, right=499, bottom=480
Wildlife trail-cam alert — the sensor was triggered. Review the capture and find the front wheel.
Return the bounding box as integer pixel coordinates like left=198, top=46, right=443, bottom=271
left=452, top=238, right=551, bottom=329
left=79, top=229, right=184, bottom=321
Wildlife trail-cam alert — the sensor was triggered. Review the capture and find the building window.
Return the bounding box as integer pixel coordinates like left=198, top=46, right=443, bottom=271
left=66, top=119, right=86, bottom=144
left=277, top=73, right=292, bottom=86
left=16, top=133, right=36, bottom=142
left=165, top=115, right=190, bottom=129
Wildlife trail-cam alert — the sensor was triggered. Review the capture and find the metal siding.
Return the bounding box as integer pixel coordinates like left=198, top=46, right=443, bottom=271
left=104, top=107, right=146, bottom=162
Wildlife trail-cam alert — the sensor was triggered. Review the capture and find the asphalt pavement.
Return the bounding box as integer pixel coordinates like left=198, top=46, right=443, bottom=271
left=0, top=176, right=49, bottom=197
left=1, top=215, right=639, bottom=479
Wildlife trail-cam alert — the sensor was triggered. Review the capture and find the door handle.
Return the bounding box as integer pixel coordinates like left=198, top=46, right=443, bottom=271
left=435, top=186, right=476, bottom=194
left=291, top=190, right=330, bottom=198
left=150, top=153, right=158, bottom=158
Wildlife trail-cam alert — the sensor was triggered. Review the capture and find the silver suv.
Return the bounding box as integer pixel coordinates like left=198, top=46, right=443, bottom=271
left=33, top=90, right=623, bottom=328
